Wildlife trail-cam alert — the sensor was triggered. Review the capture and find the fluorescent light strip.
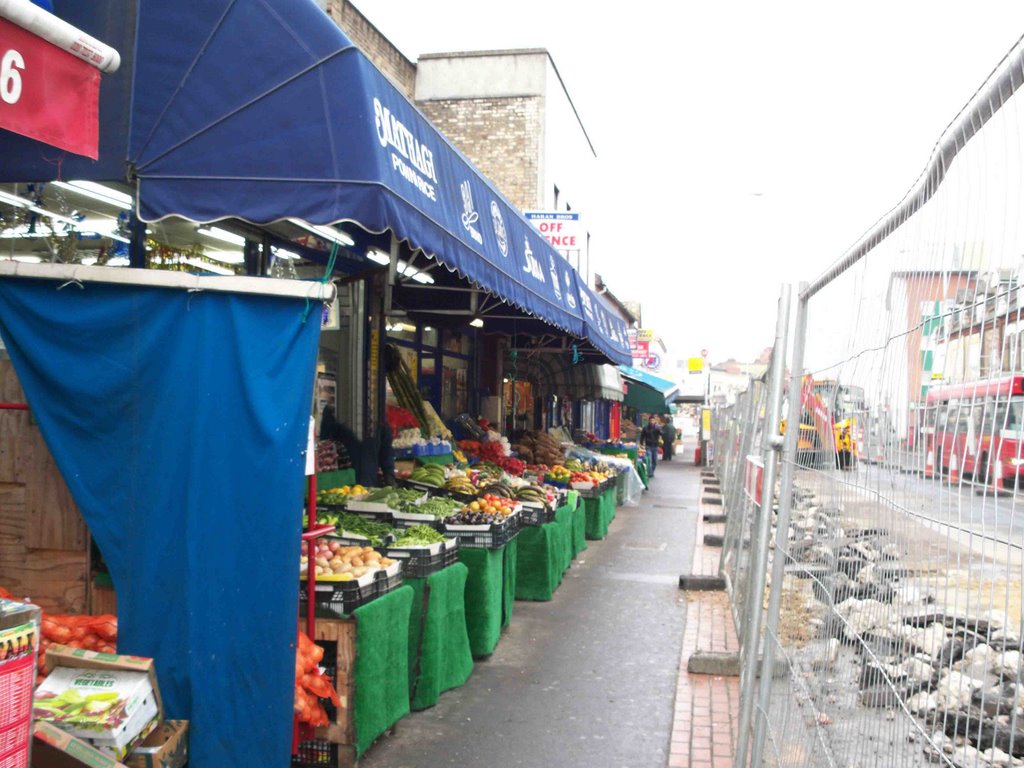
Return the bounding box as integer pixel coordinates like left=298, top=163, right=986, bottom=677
left=198, top=226, right=246, bottom=246
left=366, top=248, right=390, bottom=265
left=0, top=190, right=80, bottom=226
left=52, top=180, right=133, bottom=210
left=204, top=250, right=246, bottom=265
left=287, top=218, right=355, bottom=247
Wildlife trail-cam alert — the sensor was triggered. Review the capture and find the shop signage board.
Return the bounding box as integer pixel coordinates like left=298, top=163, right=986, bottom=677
left=0, top=17, right=100, bottom=158
left=524, top=211, right=583, bottom=265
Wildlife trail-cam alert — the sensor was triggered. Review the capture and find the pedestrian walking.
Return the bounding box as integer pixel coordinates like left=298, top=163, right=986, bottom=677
left=662, top=418, right=676, bottom=461
left=641, top=415, right=662, bottom=477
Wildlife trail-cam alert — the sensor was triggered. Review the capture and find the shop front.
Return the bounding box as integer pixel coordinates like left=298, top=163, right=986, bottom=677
left=0, top=2, right=644, bottom=766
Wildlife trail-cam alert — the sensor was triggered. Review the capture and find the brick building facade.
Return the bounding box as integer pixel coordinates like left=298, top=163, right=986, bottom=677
left=418, top=95, right=543, bottom=212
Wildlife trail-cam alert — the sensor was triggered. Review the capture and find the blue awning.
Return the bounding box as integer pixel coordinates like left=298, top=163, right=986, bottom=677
left=619, top=365, right=680, bottom=401
left=575, top=277, right=632, bottom=365
left=127, top=0, right=584, bottom=336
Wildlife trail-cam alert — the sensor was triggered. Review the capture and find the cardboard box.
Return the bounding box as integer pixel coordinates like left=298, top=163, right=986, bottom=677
left=34, top=647, right=163, bottom=761
left=124, top=721, right=188, bottom=768
left=32, top=721, right=129, bottom=768
left=1, top=598, right=41, bottom=768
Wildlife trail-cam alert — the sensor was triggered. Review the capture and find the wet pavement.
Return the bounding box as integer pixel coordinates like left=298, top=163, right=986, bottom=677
left=359, top=455, right=700, bottom=768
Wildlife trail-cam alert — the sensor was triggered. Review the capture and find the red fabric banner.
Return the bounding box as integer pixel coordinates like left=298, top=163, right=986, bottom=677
left=0, top=17, right=99, bottom=159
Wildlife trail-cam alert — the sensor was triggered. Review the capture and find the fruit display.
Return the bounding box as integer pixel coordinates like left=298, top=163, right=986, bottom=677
left=410, top=464, right=446, bottom=487
left=513, top=431, right=565, bottom=466
left=294, top=631, right=340, bottom=727
left=386, top=404, right=420, bottom=434
left=444, top=474, right=478, bottom=497
left=462, top=494, right=518, bottom=518
left=495, top=456, right=526, bottom=476
left=443, top=508, right=505, bottom=526
left=300, top=541, right=395, bottom=580
left=317, top=484, right=369, bottom=505
left=545, top=465, right=572, bottom=484
left=514, top=484, right=552, bottom=505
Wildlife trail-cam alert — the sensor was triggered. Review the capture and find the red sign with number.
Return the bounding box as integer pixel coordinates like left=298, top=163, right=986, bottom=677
left=0, top=18, right=99, bottom=159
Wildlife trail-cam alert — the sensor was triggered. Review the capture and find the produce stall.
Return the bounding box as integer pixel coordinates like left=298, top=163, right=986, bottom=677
left=297, top=586, right=413, bottom=766
left=514, top=495, right=580, bottom=601
left=405, top=563, right=473, bottom=711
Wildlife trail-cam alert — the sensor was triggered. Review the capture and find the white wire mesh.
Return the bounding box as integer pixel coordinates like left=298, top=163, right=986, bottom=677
left=737, top=37, right=1024, bottom=768
left=719, top=378, right=770, bottom=645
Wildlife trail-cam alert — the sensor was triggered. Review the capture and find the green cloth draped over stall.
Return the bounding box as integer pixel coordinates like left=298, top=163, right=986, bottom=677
left=458, top=547, right=505, bottom=657
left=569, top=492, right=586, bottom=558
left=405, top=563, right=474, bottom=711
left=515, top=495, right=583, bottom=602
left=583, top=494, right=609, bottom=540
left=502, top=537, right=517, bottom=628
left=584, top=485, right=618, bottom=540
left=352, top=585, right=413, bottom=758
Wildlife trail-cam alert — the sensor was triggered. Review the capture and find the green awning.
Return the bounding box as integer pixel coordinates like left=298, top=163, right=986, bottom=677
left=623, top=379, right=672, bottom=414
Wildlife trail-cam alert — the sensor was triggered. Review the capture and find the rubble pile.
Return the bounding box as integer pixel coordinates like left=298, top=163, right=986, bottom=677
left=782, top=487, right=1024, bottom=766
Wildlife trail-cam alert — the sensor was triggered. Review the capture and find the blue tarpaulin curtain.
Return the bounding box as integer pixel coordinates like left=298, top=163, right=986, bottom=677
left=0, top=275, right=320, bottom=768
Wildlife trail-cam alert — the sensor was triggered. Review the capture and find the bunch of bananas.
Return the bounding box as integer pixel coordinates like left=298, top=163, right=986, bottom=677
left=564, top=459, right=585, bottom=473
left=411, top=464, right=446, bottom=488
left=445, top=476, right=478, bottom=496
left=514, top=485, right=549, bottom=504
left=478, top=483, right=514, bottom=498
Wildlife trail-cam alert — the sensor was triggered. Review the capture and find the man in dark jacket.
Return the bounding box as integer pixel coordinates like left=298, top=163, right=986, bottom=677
left=640, top=415, right=662, bottom=478
left=662, top=419, right=677, bottom=461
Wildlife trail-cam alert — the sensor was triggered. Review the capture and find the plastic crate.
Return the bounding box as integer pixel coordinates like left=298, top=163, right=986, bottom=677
left=441, top=515, right=519, bottom=549
left=381, top=538, right=459, bottom=578
left=292, top=739, right=339, bottom=767
left=519, top=500, right=555, bottom=526
left=299, top=562, right=403, bottom=618
left=398, top=478, right=445, bottom=496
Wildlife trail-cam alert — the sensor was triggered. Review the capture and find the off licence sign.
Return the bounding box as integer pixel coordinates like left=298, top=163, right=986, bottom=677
left=0, top=17, right=99, bottom=159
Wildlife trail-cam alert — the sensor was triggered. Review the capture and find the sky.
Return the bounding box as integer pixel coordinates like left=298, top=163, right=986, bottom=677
left=352, top=0, right=1024, bottom=365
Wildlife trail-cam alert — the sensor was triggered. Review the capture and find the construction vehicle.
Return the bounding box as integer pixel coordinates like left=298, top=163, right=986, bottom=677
left=780, top=376, right=863, bottom=470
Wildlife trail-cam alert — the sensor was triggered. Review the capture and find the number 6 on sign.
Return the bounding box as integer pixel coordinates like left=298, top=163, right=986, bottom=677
left=1, top=49, right=24, bottom=104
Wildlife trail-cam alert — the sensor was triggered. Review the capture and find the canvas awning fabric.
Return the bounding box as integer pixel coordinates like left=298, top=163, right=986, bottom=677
left=127, top=0, right=584, bottom=337
left=620, top=365, right=679, bottom=414
left=0, top=263, right=324, bottom=768
left=514, top=357, right=624, bottom=402
left=575, top=279, right=632, bottom=365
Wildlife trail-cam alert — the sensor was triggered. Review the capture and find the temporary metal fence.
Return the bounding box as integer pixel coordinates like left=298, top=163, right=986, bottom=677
left=720, top=33, right=1024, bottom=768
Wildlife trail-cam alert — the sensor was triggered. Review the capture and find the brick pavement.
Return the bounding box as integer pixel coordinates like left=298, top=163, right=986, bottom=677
left=669, top=478, right=741, bottom=768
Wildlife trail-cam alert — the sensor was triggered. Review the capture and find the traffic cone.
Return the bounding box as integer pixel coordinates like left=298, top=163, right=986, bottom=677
left=948, top=453, right=960, bottom=484
left=924, top=448, right=935, bottom=479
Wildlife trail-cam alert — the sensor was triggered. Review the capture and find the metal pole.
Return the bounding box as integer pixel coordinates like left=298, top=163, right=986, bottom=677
left=750, top=283, right=807, bottom=764
left=734, top=284, right=791, bottom=768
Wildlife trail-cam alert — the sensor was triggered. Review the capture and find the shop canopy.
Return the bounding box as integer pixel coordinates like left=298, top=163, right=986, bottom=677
left=516, top=357, right=624, bottom=402
left=0, top=0, right=638, bottom=357
left=620, top=365, right=679, bottom=414
left=575, top=280, right=632, bottom=365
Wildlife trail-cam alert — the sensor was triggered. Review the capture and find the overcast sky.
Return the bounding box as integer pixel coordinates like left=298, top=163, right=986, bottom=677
left=352, top=0, right=1024, bottom=365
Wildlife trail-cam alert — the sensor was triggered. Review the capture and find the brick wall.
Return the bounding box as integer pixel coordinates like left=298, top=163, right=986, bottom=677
left=324, top=0, right=416, bottom=98
left=418, top=96, right=543, bottom=211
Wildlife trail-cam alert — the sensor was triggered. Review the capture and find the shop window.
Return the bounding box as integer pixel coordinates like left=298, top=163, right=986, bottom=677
left=443, top=330, right=470, bottom=356
left=422, top=326, right=439, bottom=348
left=386, top=321, right=416, bottom=343
left=441, top=355, right=468, bottom=419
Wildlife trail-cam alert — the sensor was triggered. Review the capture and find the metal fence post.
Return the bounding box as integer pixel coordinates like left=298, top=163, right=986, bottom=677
left=750, top=282, right=807, bottom=765
left=734, top=284, right=792, bottom=768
